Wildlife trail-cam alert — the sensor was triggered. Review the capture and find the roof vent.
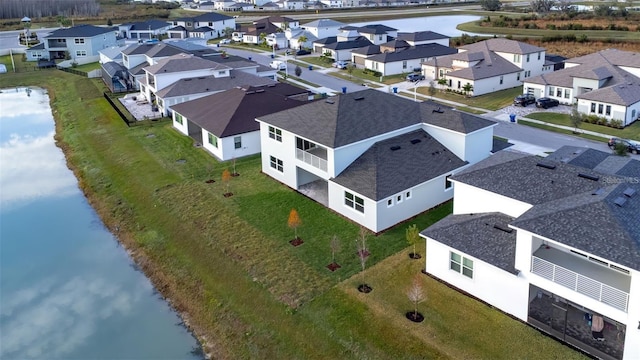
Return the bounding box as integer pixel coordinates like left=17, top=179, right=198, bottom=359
left=432, top=107, right=444, bottom=114
left=325, top=99, right=335, bottom=104
left=410, top=139, right=421, bottom=144
left=205, top=88, right=209, bottom=91
left=493, top=224, right=513, bottom=233
left=614, top=196, right=627, bottom=207
left=578, top=173, right=599, bottom=181
left=354, top=96, right=365, bottom=101
left=390, top=145, right=401, bottom=151
left=592, top=188, right=605, bottom=196
left=536, top=162, right=556, bottom=170
left=623, top=187, right=636, bottom=197
left=255, top=89, right=265, bottom=93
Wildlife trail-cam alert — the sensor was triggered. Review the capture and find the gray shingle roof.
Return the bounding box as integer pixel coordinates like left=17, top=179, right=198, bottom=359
left=460, top=38, right=544, bottom=55
left=45, top=24, right=113, bottom=38
left=123, top=20, right=170, bottom=31
left=193, top=12, right=233, bottom=22
left=397, top=31, right=449, bottom=42
left=578, top=82, right=640, bottom=106
left=302, top=18, right=345, bottom=28
left=171, top=84, right=309, bottom=138
left=102, top=61, right=127, bottom=78
left=351, top=45, right=381, bottom=56
left=258, top=90, right=495, bottom=148
left=155, top=70, right=276, bottom=98
left=421, top=212, right=518, bottom=274
left=366, top=43, right=457, bottom=63
left=324, top=37, right=372, bottom=51
left=144, top=53, right=229, bottom=75
left=332, top=130, right=467, bottom=200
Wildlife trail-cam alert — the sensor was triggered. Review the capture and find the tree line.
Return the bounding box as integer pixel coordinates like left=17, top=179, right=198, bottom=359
left=0, top=0, right=100, bottom=20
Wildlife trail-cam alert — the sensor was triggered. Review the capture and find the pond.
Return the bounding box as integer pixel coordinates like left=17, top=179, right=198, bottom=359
left=350, top=14, right=483, bottom=37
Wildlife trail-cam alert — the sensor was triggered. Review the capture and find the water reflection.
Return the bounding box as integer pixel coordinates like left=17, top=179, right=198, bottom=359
left=351, top=15, right=483, bottom=37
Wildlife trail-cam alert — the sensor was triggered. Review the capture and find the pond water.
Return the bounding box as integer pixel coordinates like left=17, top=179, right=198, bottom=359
left=0, top=87, right=203, bottom=360
left=350, top=14, right=483, bottom=37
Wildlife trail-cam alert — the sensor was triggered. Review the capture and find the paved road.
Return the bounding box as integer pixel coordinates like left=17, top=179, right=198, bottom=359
left=0, top=28, right=55, bottom=51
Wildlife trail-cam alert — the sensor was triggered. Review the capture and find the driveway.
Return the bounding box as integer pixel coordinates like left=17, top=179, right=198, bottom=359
left=485, top=103, right=573, bottom=122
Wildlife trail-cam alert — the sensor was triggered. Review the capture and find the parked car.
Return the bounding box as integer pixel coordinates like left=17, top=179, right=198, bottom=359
left=535, top=97, right=560, bottom=109
left=219, top=38, right=231, bottom=44
left=513, top=94, right=536, bottom=106
left=608, top=137, right=640, bottom=154
left=406, top=73, right=425, bottom=82
left=332, top=61, right=348, bottom=69
left=295, top=49, right=310, bottom=56
left=269, top=60, right=286, bottom=70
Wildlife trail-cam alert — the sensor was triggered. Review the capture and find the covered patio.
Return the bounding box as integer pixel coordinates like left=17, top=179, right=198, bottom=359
left=118, top=93, right=163, bottom=121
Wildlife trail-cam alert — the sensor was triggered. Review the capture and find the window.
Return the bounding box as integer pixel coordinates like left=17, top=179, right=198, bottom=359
left=345, top=191, right=364, bottom=213
left=591, top=103, right=596, bottom=113
left=76, top=50, right=87, bottom=57
left=538, top=52, right=541, bottom=60
left=457, top=80, right=461, bottom=89
left=450, top=252, right=473, bottom=278
left=74, top=38, right=85, bottom=44
left=445, top=175, right=453, bottom=190
left=439, top=69, right=444, bottom=77
left=396, top=195, right=402, bottom=204
left=598, top=104, right=603, bottom=114
left=548, top=86, right=554, bottom=96
left=499, top=76, right=503, bottom=85
left=270, top=156, right=283, bottom=172
left=378, top=35, right=382, bottom=40
left=123, top=55, right=128, bottom=63
left=387, top=199, right=393, bottom=207
left=268, top=126, right=282, bottom=141
left=526, top=54, right=530, bottom=62
left=564, top=89, right=570, bottom=99
left=525, top=70, right=531, bottom=77
left=218, top=70, right=226, bottom=76
left=513, top=54, right=520, bottom=62
left=605, top=105, right=611, bottom=116
left=402, top=61, right=407, bottom=69
left=208, top=133, right=219, bottom=148
left=405, top=191, right=411, bottom=200
left=175, top=113, right=183, bottom=125
left=556, top=88, right=562, bottom=97
left=633, top=109, right=637, bottom=119
left=517, top=72, right=520, bottom=81
left=234, top=136, right=242, bottom=149
left=208, top=22, right=213, bottom=26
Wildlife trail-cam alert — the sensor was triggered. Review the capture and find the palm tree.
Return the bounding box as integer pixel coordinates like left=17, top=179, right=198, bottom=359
left=259, top=32, right=267, bottom=45
left=297, top=35, right=308, bottom=50
left=462, top=82, right=473, bottom=96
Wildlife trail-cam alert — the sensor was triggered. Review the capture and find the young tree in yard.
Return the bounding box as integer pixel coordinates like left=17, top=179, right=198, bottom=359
left=347, top=63, right=355, bottom=79
left=407, top=274, right=426, bottom=322
left=356, top=237, right=371, bottom=292
left=297, top=35, right=308, bottom=49
left=427, top=81, right=436, bottom=100
left=295, top=65, right=302, bottom=77
left=223, top=27, right=234, bottom=38
left=406, top=224, right=421, bottom=259
left=222, top=169, right=231, bottom=196
left=330, top=235, right=341, bottom=267
left=462, top=83, right=473, bottom=97
left=288, top=208, right=301, bottom=240
left=570, top=106, right=582, bottom=134
left=480, top=0, right=502, bottom=11
left=437, top=77, right=448, bottom=91
left=259, top=32, right=267, bottom=45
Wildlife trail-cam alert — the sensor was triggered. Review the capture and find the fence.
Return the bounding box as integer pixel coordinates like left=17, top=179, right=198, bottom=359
left=103, top=92, right=135, bottom=127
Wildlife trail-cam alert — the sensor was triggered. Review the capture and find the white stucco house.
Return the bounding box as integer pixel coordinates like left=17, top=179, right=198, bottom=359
left=168, top=12, right=235, bottom=40
left=422, top=38, right=549, bottom=96
left=118, top=20, right=172, bottom=41
left=363, top=42, right=457, bottom=76
left=256, top=89, right=496, bottom=232
left=300, top=18, right=345, bottom=39
left=523, top=49, right=640, bottom=127
left=421, top=146, right=640, bottom=360
left=170, top=83, right=312, bottom=161
left=26, top=24, right=118, bottom=62
left=397, top=31, right=450, bottom=47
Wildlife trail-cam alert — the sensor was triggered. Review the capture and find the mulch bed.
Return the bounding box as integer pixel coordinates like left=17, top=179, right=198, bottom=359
left=289, top=237, right=304, bottom=246
left=205, top=179, right=215, bottom=183
left=231, top=172, right=240, bottom=177
left=409, top=253, right=422, bottom=259
left=358, top=284, right=372, bottom=293
left=326, top=262, right=341, bottom=271
left=223, top=192, right=233, bottom=197
left=406, top=312, right=425, bottom=323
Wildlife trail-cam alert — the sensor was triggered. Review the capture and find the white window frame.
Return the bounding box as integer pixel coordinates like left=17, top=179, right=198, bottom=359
left=396, top=194, right=403, bottom=204
left=445, top=175, right=453, bottom=190
left=405, top=191, right=411, bottom=200
left=234, top=136, right=242, bottom=149
left=76, top=50, right=87, bottom=57
left=175, top=113, right=183, bottom=125
left=344, top=191, right=364, bottom=213
left=270, top=156, right=283, bottom=172
left=268, top=126, right=282, bottom=142
left=387, top=198, right=393, bottom=207
left=208, top=133, right=219, bottom=148
left=450, top=251, right=473, bottom=279
left=75, top=38, right=85, bottom=44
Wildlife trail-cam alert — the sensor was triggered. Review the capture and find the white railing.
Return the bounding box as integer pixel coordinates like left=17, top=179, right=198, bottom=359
left=296, top=148, right=327, bottom=171
left=531, top=256, right=629, bottom=312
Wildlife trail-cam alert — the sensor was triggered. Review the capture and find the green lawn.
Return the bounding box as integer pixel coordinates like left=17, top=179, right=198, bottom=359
left=518, top=120, right=609, bottom=142
left=0, top=58, right=587, bottom=360
left=420, top=86, right=523, bottom=111
left=526, top=112, right=640, bottom=141
left=73, top=61, right=102, bottom=72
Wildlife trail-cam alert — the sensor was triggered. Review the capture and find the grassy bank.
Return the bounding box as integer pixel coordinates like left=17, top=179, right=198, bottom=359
left=526, top=112, right=640, bottom=141
left=0, top=62, right=586, bottom=359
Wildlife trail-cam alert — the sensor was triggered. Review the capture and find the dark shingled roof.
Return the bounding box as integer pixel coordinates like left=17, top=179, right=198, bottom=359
left=397, top=31, right=449, bottom=42
left=155, top=70, right=276, bottom=98
left=258, top=90, right=495, bottom=148
left=333, top=130, right=467, bottom=200
left=123, top=20, right=170, bottom=31
left=193, top=12, right=233, bottom=22
left=323, top=37, right=372, bottom=51
left=102, top=61, right=127, bottom=78
left=422, top=213, right=518, bottom=274
left=366, top=43, right=457, bottom=63
left=171, top=83, right=309, bottom=138
left=45, top=24, right=113, bottom=38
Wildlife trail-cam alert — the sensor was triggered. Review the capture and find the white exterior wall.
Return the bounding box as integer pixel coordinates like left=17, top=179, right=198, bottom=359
left=452, top=182, right=532, bottom=217
left=304, top=25, right=342, bottom=39
left=259, top=122, right=300, bottom=189
left=159, top=91, right=221, bottom=117
left=327, top=182, right=377, bottom=231
left=425, top=238, right=530, bottom=321
left=420, top=124, right=466, bottom=162
left=203, top=130, right=261, bottom=161
left=376, top=175, right=454, bottom=232
left=446, top=72, right=520, bottom=96
left=172, top=111, right=189, bottom=135
left=365, top=58, right=424, bottom=76
left=462, top=127, right=494, bottom=164
left=577, top=98, right=638, bottom=126
left=619, top=65, right=640, bottom=78
left=152, top=68, right=223, bottom=93
left=624, top=272, right=640, bottom=360
left=523, top=82, right=545, bottom=99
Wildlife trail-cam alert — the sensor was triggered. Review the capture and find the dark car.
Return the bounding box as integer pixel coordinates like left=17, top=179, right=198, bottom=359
left=406, top=73, right=425, bottom=82
left=535, top=97, right=560, bottom=109
left=513, top=94, right=536, bottom=106
left=608, top=137, right=640, bottom=154
left=295, top=49, right=310, bottom=56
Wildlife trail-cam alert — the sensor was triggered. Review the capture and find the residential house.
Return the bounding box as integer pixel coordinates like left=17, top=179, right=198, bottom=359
left=364, top=42, right=457, bottom=76
left=101, top=61, right=130, bottom=93
left=266, top=32, right=288, bottom=50
left=155, top=68, right=277, bottom=116
left=256, top=89, right=496, bottom=232
left=98, top=45, right=128, bottom=64
left=26, top=24, right=118, bottom=62
left=138, top=53, right=231, bottom=106
left=320, top=0, right=343, bottom=7
left=523, top=49, right=640, bottom=127
left=316, top=24, right=398, bottom=60
left=420, top=146, right=640, bottom=360
left=241, top=16, right=296, bottom=45
left=397, top=31, right=449, bottom=47
left=118, top=20, right=172, bottom=41
left=286, top=29, right=318, bottom=50
left=300, top=18, right=345, bottom=39
left=281, top=0, right=307, bottom=10
left=168, top=12, right=235, bottom=40
left=422, top=38, right=548, bottom=96
left=171, top=83, right=312, bottom=161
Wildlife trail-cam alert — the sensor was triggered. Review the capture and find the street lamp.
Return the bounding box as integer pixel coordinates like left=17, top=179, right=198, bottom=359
left=285, top=50, right=289, bottom=78
left=414, top=79, right=423, bottom=102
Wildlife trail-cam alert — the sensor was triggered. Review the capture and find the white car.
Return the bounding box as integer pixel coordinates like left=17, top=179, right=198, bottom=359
left=269, top=60, right=286, bottom=70
left=219, top=39, right=231, bottom=44
left=332, top=61, right=348, bottom=69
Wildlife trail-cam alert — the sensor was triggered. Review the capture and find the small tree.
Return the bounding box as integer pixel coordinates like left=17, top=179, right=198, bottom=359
left=231, top=156, right=238, bottom=176
left=437, top=77, right=448, bottom=91
left=222, top=168, right=231, bottom=196
left=107, top=18, right=113, bottom=26
left=406, top=224, right=421, bottom=259
left=259, top=32, right=267, bottom=45
left=462, top=83, right=473, bottom=97
left=614, top=142, right=628, bottom=156
left=356, top=237, right=370, bottom=292
left=479, top=0, right=502, bottom=11
left=223, top=27, right=234, bottom=38
left=407, top=274, right=426, bottom=321
left=297, top=35, right=308, bottom=49
left=530, top=0, right=555, bottom=13
left=295, top=65, right=302, bottom=77
left=427, top=81, right=436, bottom=100
left=569, top=106, right=582, bottom=134
left=346, top=63, right=355, bottom=79
left=288, top=208, right=301, bottom=240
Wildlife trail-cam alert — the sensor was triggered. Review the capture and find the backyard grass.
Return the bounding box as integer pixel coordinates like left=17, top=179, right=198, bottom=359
left=72, top=61, right=103, bottom=72
left=420, top=86, right=523, bottom=111
left=526, top=112, right=640, bottom=141
left=0, top=59, right=587, bottom=360
left=518, top=120, right=610, bottom=142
